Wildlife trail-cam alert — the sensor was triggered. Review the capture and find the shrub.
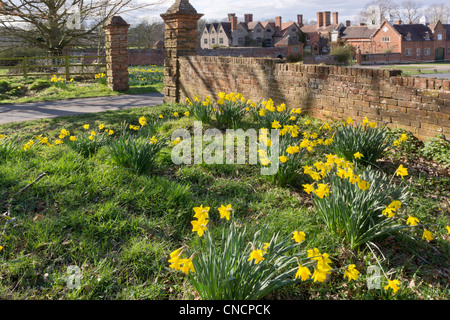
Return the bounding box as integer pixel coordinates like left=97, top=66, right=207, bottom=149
left=330, top=45, right=353, bottom=64
left=286, top=54, right=302, bottom=63
left=326, top=117, right=394, bottom=166
left=305, top=155, right=410, bottom=249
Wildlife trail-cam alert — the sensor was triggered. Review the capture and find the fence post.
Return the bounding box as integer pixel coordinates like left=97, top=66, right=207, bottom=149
left=65, top=54, right=70, bottom=80
left=23, top=57, right=28, bottom=78
left=103, top=16, right=130, bottom=91
left=160, top=0, right=203, bottom=103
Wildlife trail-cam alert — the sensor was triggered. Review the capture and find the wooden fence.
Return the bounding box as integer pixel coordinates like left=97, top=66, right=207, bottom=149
left=0, top=54, right=106, bottom=79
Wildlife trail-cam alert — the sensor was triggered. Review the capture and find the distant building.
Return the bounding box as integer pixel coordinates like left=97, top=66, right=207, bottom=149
left=342, top=19, right=450, bottom=62
left=200, top=13, right=303, bottom=52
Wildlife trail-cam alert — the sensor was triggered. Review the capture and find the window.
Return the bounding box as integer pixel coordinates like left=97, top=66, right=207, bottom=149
left=204, top=38, right=208, bottom=44
left=425, top=48, right=431, bottom=56
left=204, top=31, right=207, bottom=34
left=219, top=30, right=223, bottom=33
left=257, top=29, right=261, bottom=33
left=416, top=48, right=421, bottom=58
left=292, top=46, right=298, bottom=52
left=405, top=49, right=412, bottom=56
left=382, top=37, right=390, bottom=42
left=266, top=29, right=271, bottom=33
left=437, top=33, right=443, bottom=40
left=212, top=31, right=214, bottom=34
left=212, top=38, right=215, bottom=44
left=219, top=38, right=223, bottom=44
left=448, top=47, right=450, bottom=54
left=306, top=37, right=310, bottom=41
left=256, top=37, right=261, bottom=42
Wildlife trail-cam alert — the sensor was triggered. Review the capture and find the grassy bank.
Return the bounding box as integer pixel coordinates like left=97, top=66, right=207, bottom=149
left=0, top=102, right=448, bottom=300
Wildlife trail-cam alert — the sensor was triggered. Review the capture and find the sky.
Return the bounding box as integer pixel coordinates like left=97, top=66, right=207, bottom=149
left=121, top=0, right=375, bottom=25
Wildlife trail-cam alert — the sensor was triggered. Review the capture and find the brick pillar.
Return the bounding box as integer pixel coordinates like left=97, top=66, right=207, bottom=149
left=356, top=47, right=362, bottom=65
left=161, top=0, right=203, bottom=104
left=104, top=16, right=130, bottom=91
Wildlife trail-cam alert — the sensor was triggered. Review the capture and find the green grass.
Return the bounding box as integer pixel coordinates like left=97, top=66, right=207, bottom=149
left=380, top=65, right=450, bottom=76
left=0, top=66, right=164, bottom=105
left=0, top=107, right=448, bottom=300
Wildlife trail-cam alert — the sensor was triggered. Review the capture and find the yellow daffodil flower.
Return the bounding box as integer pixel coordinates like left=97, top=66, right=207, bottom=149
left=218, top=204, right=232, bottom=220
left=292, top=231, right=306, bottom=243
left=344, top=264, right=359, bottom=282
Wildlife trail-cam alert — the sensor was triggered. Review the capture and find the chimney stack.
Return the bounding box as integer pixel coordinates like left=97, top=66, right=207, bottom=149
left=346, top=20, right=351, bottom=27
left=317, top=12, right=323, bottom=27
left=324, top=11, right=331, bottom=26
left=394, top=19, right=403, bottom=25
left=231, top=16, right=238, bottom=30
left=297, top=14, right=303, bottom=27
left=228, top=13, right=236, bottom=22
left=275, top=16, right=282, bottom=29
left=244, top=14, right=253, bottom=24
left=333, top=12, right=338, bottom=25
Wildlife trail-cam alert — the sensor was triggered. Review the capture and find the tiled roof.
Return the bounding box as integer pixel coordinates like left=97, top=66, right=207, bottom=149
left=274, top=35, right=303, bottom=46
left=301, top=24, right=340, bottom=33
left=393, top=24, right=433, bottom=41
left=340, top=26, right=378, bottom=39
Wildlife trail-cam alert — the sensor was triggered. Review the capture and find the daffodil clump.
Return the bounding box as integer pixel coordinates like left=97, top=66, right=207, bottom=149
left=184, top=95, right=214, bottom=124
left=94, top=72, right=107, bottom=85
left=65, top=124, right=113, bottom=158
left=108, top=116, right=167, bottom=174
left=254, top=99, right=301, bottom=130
left=168, top=204, right=364, bottom=300
left=326, top=116, right=394, bottom=166
left=128, top=66, right=164, bottom=86
left=50, top=75, right=74, bottom=89
left=303, top=153, right=411, bottom=249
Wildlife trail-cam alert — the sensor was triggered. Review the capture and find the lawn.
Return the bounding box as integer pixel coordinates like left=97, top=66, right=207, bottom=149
left=0, top=66, right=164, bottom=105
left=0, top=97, right=449, bottom=300
left=380, top=64, right=450, bottom=76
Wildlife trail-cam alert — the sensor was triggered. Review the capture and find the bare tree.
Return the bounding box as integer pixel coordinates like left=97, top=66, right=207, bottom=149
left=426, top=3, right=450, bottom=24
left=400, top=0, right=420, bottom=24
left=359, top=0, right=399, bottom=26
left=128, top=19, right=164, bottom=49
left=0, top=0, right=168, bottom=56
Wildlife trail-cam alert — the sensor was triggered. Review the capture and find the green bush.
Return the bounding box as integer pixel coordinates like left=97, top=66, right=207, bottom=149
left=330, top=45, right=353, bottom=64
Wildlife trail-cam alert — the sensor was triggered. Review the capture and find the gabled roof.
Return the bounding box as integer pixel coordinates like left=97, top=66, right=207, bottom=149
left=301, top=23, right=341, bottom=34
left=393, top=24, right=434, bottom=41
left=274, top=35, right=303, bottom=47
left=340, top=26, right=378, bottom=39
left=261, top=21, right=276, bottom=30
left=247, top=21, right=264, bottom=30
left=219, top=22, right=232, bottom=39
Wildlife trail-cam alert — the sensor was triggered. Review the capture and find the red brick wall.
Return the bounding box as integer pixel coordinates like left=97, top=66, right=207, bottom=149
left=178, top=56, right=450, bottom=140
left=372, top=24, right=402, bottom=54
left=360, top=53, right=402, bottom=64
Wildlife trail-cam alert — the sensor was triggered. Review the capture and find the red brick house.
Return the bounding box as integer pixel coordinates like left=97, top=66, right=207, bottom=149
left=342, top=20, right=450, bottom=62
left=274, top=35, right=304, bottom=58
